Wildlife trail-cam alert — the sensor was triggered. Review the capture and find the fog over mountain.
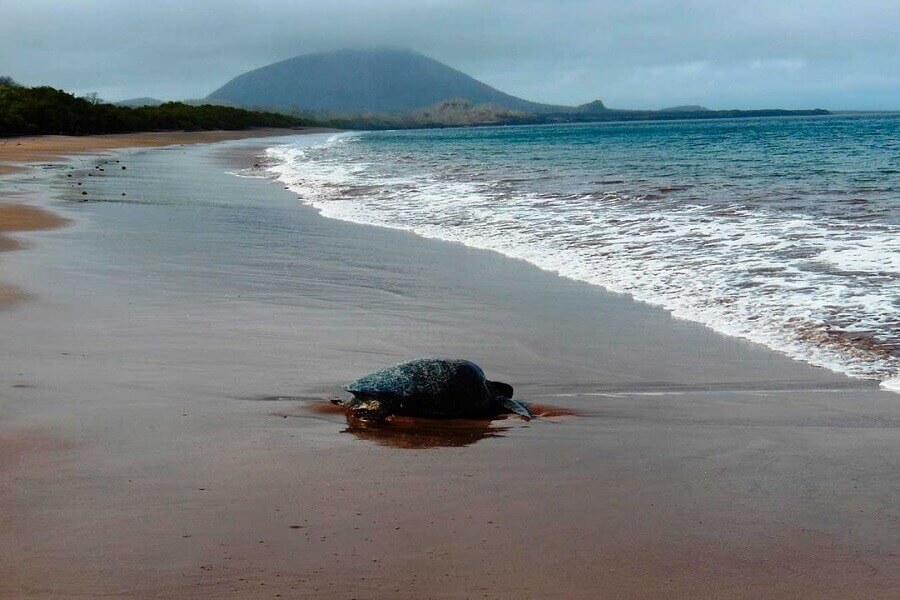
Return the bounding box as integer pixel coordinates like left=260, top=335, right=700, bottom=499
left=1, top=1, right=898, bottom=110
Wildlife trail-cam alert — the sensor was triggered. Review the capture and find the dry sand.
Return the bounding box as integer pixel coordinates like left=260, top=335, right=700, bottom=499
left=0, top=134, right=897, bottom=599
left=0, top=204, right=70, bottom=307
left=0, top=283, right=28, bottom=308
left=0, top=203, right=70, bottom=232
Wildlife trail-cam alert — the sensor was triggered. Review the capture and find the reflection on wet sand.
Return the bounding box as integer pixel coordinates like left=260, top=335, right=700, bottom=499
left=343, top=414, right=509, bottom=449
left=287, top=399, right=579, bottom=449
left=294, top=399, right=508, bottom=448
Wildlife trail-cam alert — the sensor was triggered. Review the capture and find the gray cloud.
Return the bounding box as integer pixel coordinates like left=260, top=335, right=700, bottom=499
left=1, top=0, right=897, bottom=109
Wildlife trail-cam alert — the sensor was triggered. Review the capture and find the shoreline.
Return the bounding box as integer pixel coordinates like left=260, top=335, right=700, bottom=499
left=0, top=128, right=335, bottom=176
left=0, top=128, right=335, bottom=309
left=1, top=135, right=897, bottom=598
left=267, top=130, right=898, bottom=391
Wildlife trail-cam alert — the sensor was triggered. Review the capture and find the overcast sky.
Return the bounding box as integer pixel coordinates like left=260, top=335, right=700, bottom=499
left=1, top=0, right=898, bottom=110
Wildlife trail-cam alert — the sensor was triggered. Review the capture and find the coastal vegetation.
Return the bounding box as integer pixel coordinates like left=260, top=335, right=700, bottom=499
left=0, top=79, right=307, bottom=137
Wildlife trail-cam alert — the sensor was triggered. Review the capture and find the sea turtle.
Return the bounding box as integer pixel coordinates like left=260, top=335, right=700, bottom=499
left=341, top=359, right=531, bottom=421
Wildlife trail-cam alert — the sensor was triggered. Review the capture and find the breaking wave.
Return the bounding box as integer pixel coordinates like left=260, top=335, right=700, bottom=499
left=263, top=120, right=900, bottom=390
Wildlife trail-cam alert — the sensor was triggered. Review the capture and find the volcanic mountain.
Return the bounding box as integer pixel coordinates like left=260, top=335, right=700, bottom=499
left=207, top=48, right=597, bottom=115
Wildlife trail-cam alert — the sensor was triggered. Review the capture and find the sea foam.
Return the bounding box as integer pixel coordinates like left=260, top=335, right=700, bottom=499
left=264, top=123, right=900, bottom=390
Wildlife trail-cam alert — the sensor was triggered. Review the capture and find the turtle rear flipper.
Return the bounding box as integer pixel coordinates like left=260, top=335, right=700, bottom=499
left=497, top=396, right=531, bottom=420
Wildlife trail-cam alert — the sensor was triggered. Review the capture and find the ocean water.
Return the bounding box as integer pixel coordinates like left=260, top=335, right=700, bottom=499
left=264, top=116, right=900, bottom=388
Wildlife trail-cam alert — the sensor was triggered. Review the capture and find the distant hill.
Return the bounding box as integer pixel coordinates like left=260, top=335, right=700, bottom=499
left=407, top=99, right=533, bottom=126
left=660, top=105, right=710, bottom=112
left=207, top=48, right=580, bottom=115
left=114, top=97, right=165, bottom=108
left=205, top=47, right=828, bottom=127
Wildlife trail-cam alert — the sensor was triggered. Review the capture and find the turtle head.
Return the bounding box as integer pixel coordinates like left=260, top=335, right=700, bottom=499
left=346, top=394, right=394, bottom=422
left=487, top=380, right=513, bottom=399
left=487, top=380, right=531, bottom=420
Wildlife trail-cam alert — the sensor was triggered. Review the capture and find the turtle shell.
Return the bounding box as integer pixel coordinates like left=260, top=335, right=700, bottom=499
left=345, top=359, right=494, bottom=417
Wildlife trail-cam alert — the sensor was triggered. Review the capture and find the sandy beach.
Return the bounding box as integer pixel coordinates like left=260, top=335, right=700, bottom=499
left=0, top=203, right=70, bottom=308
left=0, top=129, right=328, bottom=174
left=1, top=133, right=897, bottom=599
left=0, top=129, right=326, bottom=304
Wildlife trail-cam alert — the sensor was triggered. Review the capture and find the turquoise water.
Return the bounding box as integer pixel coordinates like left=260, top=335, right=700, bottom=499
left=265, top=115, right=900, bottom=385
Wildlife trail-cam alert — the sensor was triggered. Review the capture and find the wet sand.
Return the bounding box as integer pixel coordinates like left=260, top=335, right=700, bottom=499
left=0, top=128, right=330, bottom=307
left=0, top=129, right=329, bottom=175
left=0, top=203, right=70, bottom=307
left=0, top=135, right=897, bottom=599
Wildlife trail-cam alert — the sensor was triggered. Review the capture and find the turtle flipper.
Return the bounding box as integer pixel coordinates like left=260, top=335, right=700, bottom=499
left=497, top=397, right=531, bottom=420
